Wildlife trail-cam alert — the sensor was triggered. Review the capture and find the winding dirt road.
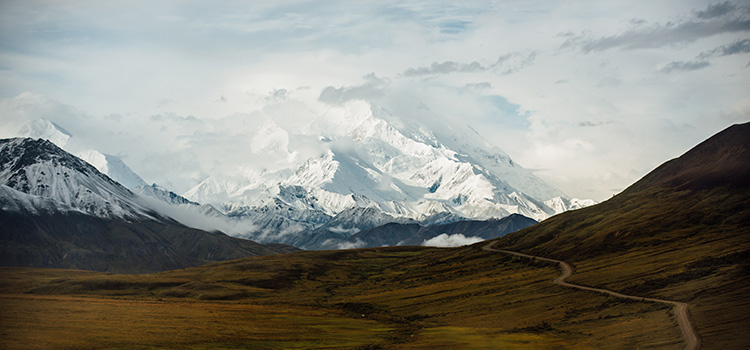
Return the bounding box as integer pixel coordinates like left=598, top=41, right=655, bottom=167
left=482, top=241, right=699, bottom=350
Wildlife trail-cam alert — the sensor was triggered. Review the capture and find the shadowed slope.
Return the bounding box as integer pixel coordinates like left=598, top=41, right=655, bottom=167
left=494, top=122, right=750, bottom=349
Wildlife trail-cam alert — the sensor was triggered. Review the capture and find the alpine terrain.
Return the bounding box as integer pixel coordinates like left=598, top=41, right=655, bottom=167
left=10, top=103, right=592, bottom=250
left=180, top=100, right=593, bottom=248
left=0, top=137, right=297, bottom=273
left=16, top=118, right=148, bottom=189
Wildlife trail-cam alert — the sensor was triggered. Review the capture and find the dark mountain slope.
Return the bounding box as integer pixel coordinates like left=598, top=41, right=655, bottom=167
left=0, top=210, right=296, bottom=273
left=492, top=122, right=750, bottom=349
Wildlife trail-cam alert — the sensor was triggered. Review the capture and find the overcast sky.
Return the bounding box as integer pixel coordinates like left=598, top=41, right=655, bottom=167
left=1, top=0, right=748, bottom=201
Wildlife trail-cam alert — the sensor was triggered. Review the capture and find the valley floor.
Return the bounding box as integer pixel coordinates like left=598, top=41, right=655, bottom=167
left=0, top=245, right=689, bottom=349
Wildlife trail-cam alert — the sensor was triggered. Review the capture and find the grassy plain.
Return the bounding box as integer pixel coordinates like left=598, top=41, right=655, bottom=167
left=1, top=245, right=685, bottom=349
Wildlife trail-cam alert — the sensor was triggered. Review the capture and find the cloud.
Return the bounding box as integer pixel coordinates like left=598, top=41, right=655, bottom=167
left=578, top=120, right=613, bottom=127
left=562, top=2, right=750, bottom=52
left=402, top=51, right=536, bottom=77
left=403, top=60, right=486, bottom=76
left=1, top=1, right=747, bottom=204
left=698, top=38, right=750, bottom=58
left=136, top=195, right=258, bottom=237
left=266, top=88, right=289, bottom=102
left=335, top=239, right=365, bottom=250
left=318, top=73, right=389, bottom=105
left=422, top=233, right=483, bottom=248
left=464, top=82, right=492, bottom=90
left=659, top=38, right=750, bottom=74
left=155, top=99, right=175, bottom=108
left=327, top=225, right=361, bottom=235
left=659, top=60, right=711, bottom=73
left=695, top=1, right=738, bottom=19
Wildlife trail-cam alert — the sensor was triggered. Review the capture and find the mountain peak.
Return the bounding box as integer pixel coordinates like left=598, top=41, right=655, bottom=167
left=175, top=99, right=592, bottom=246
left=1, top=138, right=94, bottom=179
left=0, top=137, right=151, bottom=220
left=77, top=149, right=147, bottom=189
left=17, top=118, right=72, bottom=147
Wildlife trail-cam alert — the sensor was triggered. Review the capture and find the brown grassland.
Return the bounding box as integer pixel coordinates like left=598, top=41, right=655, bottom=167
left=1, top=244, right=686, bottom=350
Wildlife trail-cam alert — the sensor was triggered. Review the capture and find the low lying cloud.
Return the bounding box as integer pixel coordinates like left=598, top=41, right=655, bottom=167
left=327, top=225, right=361, bottom=235
left=422, top=233, right=483, bottom=248
left=135, top=195, right=259, bottom=237
left=335, top=239, right=366, bottom=250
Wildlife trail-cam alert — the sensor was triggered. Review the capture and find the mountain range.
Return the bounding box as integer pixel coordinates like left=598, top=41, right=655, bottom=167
left=9, top=103, right=593, bottom=249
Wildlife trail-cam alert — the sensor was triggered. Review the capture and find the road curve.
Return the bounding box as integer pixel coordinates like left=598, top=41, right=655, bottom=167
left=482, top=241, right=699, bottom=350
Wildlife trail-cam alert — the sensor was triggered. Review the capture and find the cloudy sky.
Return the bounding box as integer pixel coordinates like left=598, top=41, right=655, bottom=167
left=0, top=0, right=748, bottom=201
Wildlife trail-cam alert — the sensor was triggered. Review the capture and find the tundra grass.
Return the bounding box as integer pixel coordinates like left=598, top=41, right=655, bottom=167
left=0, top=245, right=686, bottom=349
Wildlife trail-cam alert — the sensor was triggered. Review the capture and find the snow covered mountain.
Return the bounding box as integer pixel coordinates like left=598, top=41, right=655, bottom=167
left=134, top=183, right=200, bottom=206
left=0, top=137, right=298, bottom=272
left=77, top=150, right=147, bottom=189
left=16, top=118, right=147, bottom=189
left=182, top=100, right=593, bottom=246
left=17, top=118, right=72, bottom=147
left=5, top=104, right=592, bottom=250
left=0, top=137, right=153, bottom=220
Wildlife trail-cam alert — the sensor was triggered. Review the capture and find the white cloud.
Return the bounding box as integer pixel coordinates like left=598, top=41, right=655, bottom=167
left=0, top=1, right=748, bottom=201
left=422, top=233, right=483, bottom=248
left=327, top=225, right=361, bottom=235
left=334, top=239, right=366, bottom=250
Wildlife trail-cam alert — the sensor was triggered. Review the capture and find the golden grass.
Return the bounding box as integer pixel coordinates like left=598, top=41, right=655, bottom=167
left=0, top=294, right=392, bottom=350
left=0, top=245, right=690, bottom=349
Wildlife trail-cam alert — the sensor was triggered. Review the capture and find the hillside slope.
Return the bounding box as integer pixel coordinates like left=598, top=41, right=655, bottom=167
left=494, top=122, right=750, bottom=349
